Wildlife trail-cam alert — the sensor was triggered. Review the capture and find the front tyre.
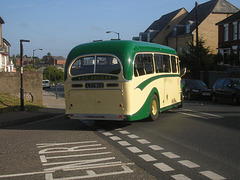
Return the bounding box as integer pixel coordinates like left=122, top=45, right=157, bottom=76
left=150, top=94, right=159, bottom=121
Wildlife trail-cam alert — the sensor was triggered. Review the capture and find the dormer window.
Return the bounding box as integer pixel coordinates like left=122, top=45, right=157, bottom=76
left=185, top=21, right=194, bottom=34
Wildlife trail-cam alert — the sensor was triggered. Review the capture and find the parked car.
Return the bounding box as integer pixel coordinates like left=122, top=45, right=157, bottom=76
left=212, top=78, right=240, bottom=104
left=42, top=80, right=50, bottom=89
left=181, top=79, right=212, bottom=100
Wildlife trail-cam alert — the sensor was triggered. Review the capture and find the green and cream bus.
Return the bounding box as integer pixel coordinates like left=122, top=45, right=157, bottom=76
left=64, top=40, right=182, bottom=121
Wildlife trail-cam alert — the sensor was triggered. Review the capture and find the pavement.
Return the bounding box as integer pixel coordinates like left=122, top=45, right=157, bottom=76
left=0, top=90, right=65, bottom=128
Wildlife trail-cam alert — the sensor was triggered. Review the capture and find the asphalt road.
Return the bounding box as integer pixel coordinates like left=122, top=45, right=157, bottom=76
left=1, top=87, right=240, bottom=179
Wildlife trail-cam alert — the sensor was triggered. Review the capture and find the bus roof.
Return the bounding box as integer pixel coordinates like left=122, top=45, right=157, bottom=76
left=65, top=40, right=177, bottom=80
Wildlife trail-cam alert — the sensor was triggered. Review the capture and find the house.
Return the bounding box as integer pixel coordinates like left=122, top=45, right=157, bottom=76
left=216, top=10, right=240, bottom=64
left=167, top=0, right=239, bottom=54
left=47, top=56, right=66, bottom=67
left=133, top=8, right=188, bottom=45
left=0, top=17, right=12, bottom=72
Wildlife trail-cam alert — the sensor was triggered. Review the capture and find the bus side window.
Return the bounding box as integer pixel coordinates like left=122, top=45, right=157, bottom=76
left=171, top=56, right=177, bottom=73
left=134, top=54, right=145, bottom=76
left=163, top=55, right=170, bottom=72
left=154, top=54, right=164, bottom=73
left=143, top=54, right=153, bottom=74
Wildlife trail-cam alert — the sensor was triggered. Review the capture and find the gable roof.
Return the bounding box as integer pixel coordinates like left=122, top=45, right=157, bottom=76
left=180, top=0, right=239, bottom=26
left=145, top=8, right=186, bottom=33
left=170, top=0, right=239, bottom=36
left=216, top=10, right=240, bottom=25
left=0, top=17, right=4, bottom=24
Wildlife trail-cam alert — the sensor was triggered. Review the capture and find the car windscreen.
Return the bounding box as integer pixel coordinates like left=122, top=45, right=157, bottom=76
left=189, top=80, right=206, bottom=88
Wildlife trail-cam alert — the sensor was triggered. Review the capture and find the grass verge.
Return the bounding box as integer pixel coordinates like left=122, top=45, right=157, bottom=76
left=0, top=94, right=43, bottom=113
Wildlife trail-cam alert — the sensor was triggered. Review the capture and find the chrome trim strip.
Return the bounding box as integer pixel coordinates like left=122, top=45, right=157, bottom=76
left=68, top=114, right=126, bottom=121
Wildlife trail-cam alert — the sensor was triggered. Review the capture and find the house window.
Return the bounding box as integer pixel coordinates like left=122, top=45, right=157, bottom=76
left=233, top=22, right=237, bottom=40
left=186, top=24, right=190, bottom=34
left=239, top=22, right=240, bottom=40
left=224, top=24, right=229, bottom=41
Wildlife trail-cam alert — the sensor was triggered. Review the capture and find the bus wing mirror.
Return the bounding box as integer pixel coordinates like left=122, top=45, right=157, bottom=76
left=181, top=67, right=187, bottom=77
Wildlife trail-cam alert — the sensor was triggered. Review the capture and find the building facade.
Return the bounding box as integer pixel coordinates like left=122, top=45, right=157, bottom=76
left=167, top=0, right=239, bottom=54
left=216, top=10, right=240, bottom=65
left=134, top=0, right=239, bottom=55
left=0, top=17, right=12, bottom=72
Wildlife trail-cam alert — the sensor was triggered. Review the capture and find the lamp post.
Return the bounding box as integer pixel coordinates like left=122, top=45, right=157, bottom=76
left=106, top=31, right=120, bottom=40
left=20, top=39, right=30, bottom=111
left=33, top=48, right=43, bottom=68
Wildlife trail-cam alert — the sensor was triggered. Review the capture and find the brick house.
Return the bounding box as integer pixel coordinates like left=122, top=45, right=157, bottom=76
left=216, top=10, right=240, bottom=64
left=133, top=8, right=188, bottom=45
left=167, top=0, right=239, bottom=54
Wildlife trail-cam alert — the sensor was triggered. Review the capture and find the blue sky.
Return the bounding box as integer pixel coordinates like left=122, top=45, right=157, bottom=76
left=1, top=0, right=239, bottom=59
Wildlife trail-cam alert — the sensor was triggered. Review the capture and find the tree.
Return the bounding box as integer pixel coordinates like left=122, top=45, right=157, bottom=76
left=43, top=66, right=64, bottom=83
left=179, top=38, right=213, bottom=82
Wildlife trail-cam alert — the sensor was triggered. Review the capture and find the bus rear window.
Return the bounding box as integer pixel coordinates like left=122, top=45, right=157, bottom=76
left=70, top=55, right=121, bottom=76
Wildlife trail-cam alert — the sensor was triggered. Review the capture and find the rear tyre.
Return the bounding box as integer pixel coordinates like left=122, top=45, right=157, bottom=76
left=187, top=91, right=192, bottom=100
left=212, top=93, right=218, bottom=103
left=150, top=94, right=159, bottom=121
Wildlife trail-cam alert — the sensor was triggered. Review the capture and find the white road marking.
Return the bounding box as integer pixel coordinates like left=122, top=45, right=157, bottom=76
left=119, top=130, right=130, bottom=134
left=181, top=108, right=223, bottom=118
left=40, top=152, right=112, bottom=163
left=37, top=141, right=135, bottom=179
left=127, top=147, right=142, bottom=153
left=109, top=136, right=121, bottom=141
left=162, top=152, right=180, bottom=159
left=178, top=160, right=200, bottom=168
left=37, top=141, right=97, bottom=148
left=128, top=134, right=139, bottom=139
left=102, top=132, right=113, bottom=136
left=178, top=112, right=209, bottom=119
left=137, top=139, right=150, bottom=144
left=138, top=154, right=157, bottom=162
left=154, top=163, right=174, bottom=172
left=45, top=164, right=134, bottom=180
left=118, top=141, right=131, bottom=146
left=0, top=171, right=53, bottom=178
left=200, top=171, right=226, bottom=180
left=39, top=144, right=104, bottom=154
left=149, top=145, right=164, bottom=151
left=171, top=174, right=192, bottom=180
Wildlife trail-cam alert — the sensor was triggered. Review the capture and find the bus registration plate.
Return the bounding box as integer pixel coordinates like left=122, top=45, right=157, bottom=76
left=85, top=83, right=104, bottom=88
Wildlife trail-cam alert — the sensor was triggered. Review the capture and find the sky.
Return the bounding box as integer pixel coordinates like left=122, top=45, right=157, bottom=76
left=1, top=0, right=239, bottom=59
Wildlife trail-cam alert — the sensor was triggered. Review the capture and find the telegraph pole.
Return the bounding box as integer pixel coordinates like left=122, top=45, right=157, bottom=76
left=195, top=1, right=200, bottom=79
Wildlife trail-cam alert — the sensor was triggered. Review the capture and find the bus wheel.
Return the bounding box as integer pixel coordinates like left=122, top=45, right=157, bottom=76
left=150, top=94, right=159, bottom=121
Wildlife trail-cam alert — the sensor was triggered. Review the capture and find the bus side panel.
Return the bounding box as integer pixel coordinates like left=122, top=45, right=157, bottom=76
left=163, top=76, right=181, bottom=107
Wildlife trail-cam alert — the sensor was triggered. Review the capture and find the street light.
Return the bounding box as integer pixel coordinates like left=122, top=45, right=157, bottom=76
left=33, top=48, right=43, bottom=68
left=20, top=39, right=30, bottom=111
left=106, top=31, right=120, bottom=40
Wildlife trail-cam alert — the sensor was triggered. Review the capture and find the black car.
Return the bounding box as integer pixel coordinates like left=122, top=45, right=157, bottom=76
left=182, top=79, right=212, bottom=100
left=212, top=78, right=240, bottom=104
